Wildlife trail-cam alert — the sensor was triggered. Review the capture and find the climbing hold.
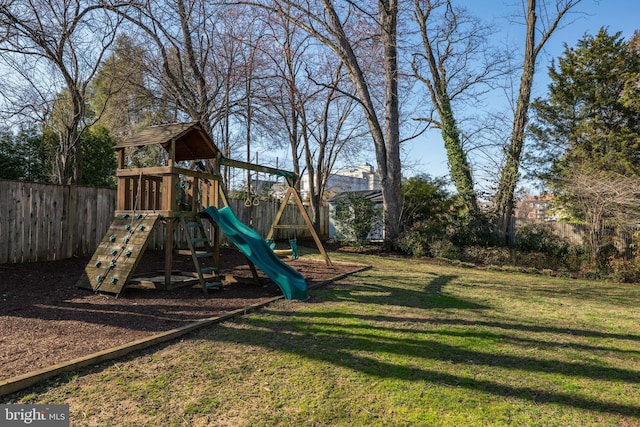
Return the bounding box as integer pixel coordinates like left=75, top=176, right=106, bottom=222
left=109, top=261, right=116, bottom=268
left=96, top=275, right=103, bottom=282
left=110, top=249, right=117, bottom=255
left=125, top=250, right=132, bottom=257
left=110, top=277, right=118, bottom=284
left=123, top=236, right=130, bottom=244
left=122, top=213, right=129, bottom=219
left=136, top=214, right=143, bottom=219
left=95, top=261, right=102, bottom=268
left=108, top=235, right=116, bottom=243
left=137, top=225, right=145, bottom=231
left=125, top=224, right=131, bottom=231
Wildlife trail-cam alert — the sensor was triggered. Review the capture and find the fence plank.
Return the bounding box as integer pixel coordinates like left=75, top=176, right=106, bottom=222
left=16, top=182, right=27, bottom=263
left=54, top=185, right=67, bottom=261
left=6, top=182, right=18, bottom=262
left=0, top=181, right=8, bottom=263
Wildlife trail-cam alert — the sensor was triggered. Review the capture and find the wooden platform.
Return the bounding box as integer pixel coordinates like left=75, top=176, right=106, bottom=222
left=76, top=214, right=160, bottom=296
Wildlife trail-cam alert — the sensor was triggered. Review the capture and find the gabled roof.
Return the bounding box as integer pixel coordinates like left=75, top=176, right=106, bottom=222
left=115, top=121, right=220, bottom=162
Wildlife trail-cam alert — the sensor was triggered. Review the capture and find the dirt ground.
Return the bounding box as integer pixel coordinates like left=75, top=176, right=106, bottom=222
left=0, top=247, right=362, bottom=381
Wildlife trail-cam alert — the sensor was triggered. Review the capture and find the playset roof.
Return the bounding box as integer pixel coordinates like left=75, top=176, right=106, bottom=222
left=115, top=121, right=219, bottom=162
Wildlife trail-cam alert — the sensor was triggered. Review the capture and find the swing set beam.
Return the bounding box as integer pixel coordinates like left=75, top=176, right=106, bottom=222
left=220, top=157, right=298, bottom=187
left=219, top=155, right=332, bottom=266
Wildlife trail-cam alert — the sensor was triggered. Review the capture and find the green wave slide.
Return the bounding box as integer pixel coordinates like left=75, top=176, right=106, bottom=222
left=200, top=206, right=309, bottom=301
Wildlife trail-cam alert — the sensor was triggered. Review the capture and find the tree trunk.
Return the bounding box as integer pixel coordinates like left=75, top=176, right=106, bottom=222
left=440, top=94, right=478, bottom=214
left=494, top=0, right=579, bottom=243
left=493, top=0, right=537, bottom=244
left=315, top=0, right=403, bottom=241
left=379, top=0, right=403, bottom=241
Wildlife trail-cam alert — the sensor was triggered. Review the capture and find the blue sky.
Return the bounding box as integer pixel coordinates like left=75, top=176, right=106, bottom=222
left=402, top=0, right=640, bottom=188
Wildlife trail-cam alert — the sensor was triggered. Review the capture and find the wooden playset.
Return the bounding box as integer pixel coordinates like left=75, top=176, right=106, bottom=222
left=76, top=121, right=330, bottom=298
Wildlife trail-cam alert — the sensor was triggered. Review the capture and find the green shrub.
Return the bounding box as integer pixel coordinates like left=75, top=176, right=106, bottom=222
left=461, top=246, right=511, bottom=266
left=395, top=228, right=430, bottom=257
left=332, top=193, right=382, bottom=249
left=609, top=257, right=640, bottom=283
left=514, top=223, right=569, bottom=256
left=395, top=220, right=450, bottom=258
left=429, top=239, right=459, bottom=260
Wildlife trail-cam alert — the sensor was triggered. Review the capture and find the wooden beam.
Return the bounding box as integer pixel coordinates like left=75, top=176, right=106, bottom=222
left=164, top=218, right=174, bottom=290
left=266, top=187, right=332, bottom=266
left=220, top=157, right=298, bottom=185
left=266, top=187, right=292, bottom=240
left=168, top=138, right=176, bottom=167
left=117, top=148, right=125, bottom=169
left=288, top=186, right=333, bottom=266
left=117, top=166, right=220, bottom=181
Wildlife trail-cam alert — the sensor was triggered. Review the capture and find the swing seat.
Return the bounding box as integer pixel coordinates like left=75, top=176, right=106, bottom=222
left=272, top=238, right=298, bottom=260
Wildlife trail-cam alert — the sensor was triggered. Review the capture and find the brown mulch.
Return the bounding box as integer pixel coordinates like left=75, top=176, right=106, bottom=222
left=0, top=248, right=363, bottom=381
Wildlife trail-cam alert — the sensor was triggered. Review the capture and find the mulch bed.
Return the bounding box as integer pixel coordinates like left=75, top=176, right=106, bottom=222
left=0, top=248, right=363, bottom=381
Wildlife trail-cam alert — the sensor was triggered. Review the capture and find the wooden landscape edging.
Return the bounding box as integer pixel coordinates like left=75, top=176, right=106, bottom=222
left=0, top=264, right=371, bottom=398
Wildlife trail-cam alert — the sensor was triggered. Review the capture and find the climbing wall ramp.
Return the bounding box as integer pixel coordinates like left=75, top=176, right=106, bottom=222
left=76, top=214, right=160, bottom=296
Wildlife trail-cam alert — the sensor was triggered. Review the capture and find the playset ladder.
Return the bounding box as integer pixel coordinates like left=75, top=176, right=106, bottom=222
left=77, top=214, right=160, bottom=297
left=179, top=214, right=222, bottom=294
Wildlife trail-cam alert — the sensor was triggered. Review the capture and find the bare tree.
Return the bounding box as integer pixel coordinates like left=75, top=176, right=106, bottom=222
left=236, top=0, right=404, bottom=241
left=215, top=5, right=269, bottom=175
left=106, top=1, right=249, bottom=139
left=556, top=165, right=640, bottom=263
left=252, top=6, right=366, bottom=229
left=411, top=0, right=509, bottom=216
left=256, top=8, right=314, bottom=182
left=493, top=0, right=582, bottom=243
left=302, top=57, right=370, bottom=228
left=0, top=0, right=122, bottom=184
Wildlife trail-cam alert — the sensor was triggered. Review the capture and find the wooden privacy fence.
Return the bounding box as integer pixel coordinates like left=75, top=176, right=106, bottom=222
left=0, top=180, right=329, bottom=264
left=0, top=180, right=117, bottom=264
left=511, top=218, right=633, bottom=255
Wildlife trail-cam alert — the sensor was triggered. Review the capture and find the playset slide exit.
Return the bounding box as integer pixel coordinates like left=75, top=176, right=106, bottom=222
left=200, top=206, right=309, bottom=301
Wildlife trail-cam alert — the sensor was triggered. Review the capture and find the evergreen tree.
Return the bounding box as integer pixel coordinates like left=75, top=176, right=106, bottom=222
left=0, top=126, right=53, bottom=182
left=531, top=28, right=640, bottom=181
left=530, top=28, right=640, bottom=260
left=401, top=174, right=453, bottom=228
left=17, top=126, right=54, bottom=183
left=90, top=35, right=168, bottom=139
left=79, top=126, right=117, bottom=188
left=0, top=129, right=24, bottom=180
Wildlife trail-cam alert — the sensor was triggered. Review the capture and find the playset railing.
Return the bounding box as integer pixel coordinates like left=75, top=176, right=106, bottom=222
left=115, top=167, right=220, bottom=215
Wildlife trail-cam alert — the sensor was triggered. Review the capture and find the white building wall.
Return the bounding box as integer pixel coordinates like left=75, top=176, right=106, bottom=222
left=300, top=163, right=380, bottom=201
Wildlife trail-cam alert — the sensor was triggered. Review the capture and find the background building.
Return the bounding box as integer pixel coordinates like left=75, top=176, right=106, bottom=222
left=300, top=163, right=381, bottom=202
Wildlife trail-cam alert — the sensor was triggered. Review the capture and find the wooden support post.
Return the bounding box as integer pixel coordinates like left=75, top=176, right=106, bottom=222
left=217, top=179, right=230, bottom=208
left=266, top=187, right=290, bottom=240
left=123, top=178, right=132, bottom=211
left=246, top=258, right=261, bottom=285
left=212, top=181, right=220, bottom=267
left=117, top=148, right=125, bottom=169
left=267, top=187, right=332, bottom=266
left=192, top=177, right=199, bottom=212
left=288, top=188, right=332, bottom=266
left=164, top=218, right=174, bottom=290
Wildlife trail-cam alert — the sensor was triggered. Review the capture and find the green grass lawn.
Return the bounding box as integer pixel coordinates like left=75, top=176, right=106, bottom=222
left=3, top=252, right=640, bottom=426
